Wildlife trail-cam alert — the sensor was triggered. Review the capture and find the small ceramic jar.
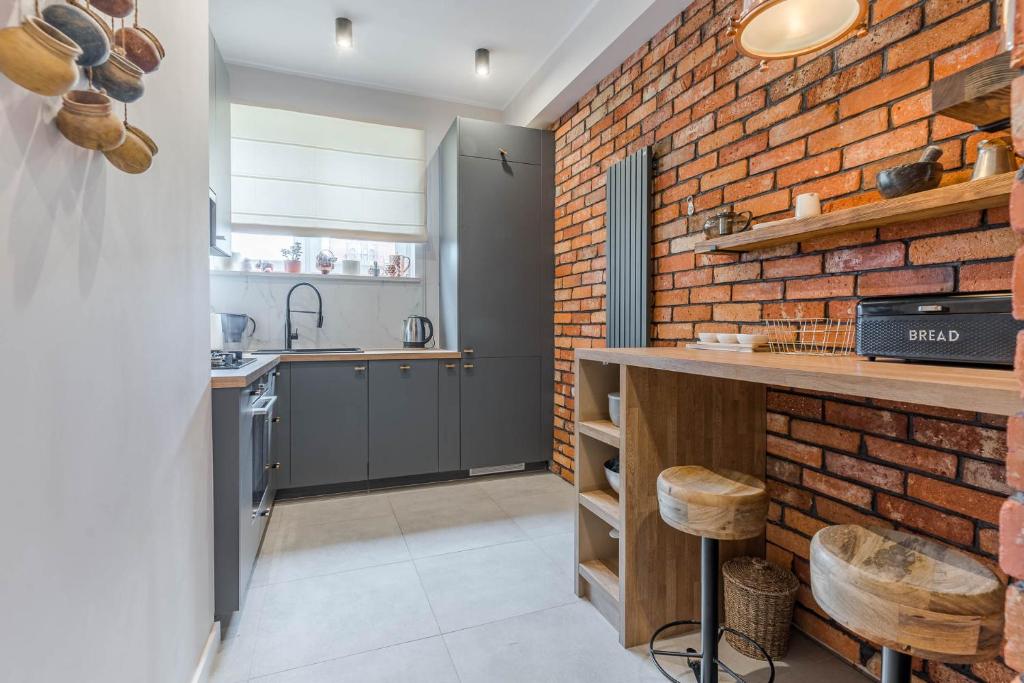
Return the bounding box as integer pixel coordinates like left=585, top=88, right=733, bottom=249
left=92, top=51, right=145, bottom=103
left=104, top=122, right=158, bottom=174
left=113, top=25, right=163, bottom=73
left=89, top=0, right=136, bottom=19
left=42, top=1, right=111, bottom=67
left=0, top=16, right=82, bottom=96
left=56, top=90, right=126, bottom=151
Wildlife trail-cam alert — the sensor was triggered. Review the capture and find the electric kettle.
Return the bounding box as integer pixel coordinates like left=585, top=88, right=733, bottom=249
left=402, top=315, right=434, bottom=348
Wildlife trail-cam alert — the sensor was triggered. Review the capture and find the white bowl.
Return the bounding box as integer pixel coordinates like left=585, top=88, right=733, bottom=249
left=698, top=332, right=718, bottom=342
left=604, top=459, right=621, bottom=494
left=716, top=333, right=738, bottom=344
left=608, top=392, right=621, bottom=427
left=738, top=334, right=768, bottom=345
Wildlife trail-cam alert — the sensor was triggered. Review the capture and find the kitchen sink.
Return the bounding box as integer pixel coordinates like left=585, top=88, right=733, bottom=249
left=253, top=348, right=362, bottom=354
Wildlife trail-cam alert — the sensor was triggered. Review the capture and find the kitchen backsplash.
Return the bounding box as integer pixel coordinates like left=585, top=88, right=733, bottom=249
left=210, top=271, right=426, bottom=350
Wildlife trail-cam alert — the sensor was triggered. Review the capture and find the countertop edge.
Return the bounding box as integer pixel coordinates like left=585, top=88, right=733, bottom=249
left=211, top=355, right=281, bottom=389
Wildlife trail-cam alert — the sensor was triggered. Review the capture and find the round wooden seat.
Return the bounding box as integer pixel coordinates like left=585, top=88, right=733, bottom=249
left=810, top=525, right=1004, bottom=663
left=657, top=466, right=768, bottom=540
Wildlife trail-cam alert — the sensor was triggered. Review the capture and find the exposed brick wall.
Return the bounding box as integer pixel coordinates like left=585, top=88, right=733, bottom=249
left=552, top=0, right=1019, bottom=680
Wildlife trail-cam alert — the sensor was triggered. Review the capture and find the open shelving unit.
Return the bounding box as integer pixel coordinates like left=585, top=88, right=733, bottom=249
left=695, top=172, right=1013, bottom=254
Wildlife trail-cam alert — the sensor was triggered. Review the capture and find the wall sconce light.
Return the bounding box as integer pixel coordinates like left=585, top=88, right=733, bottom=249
left=729, top=0, right=867, bottom=64
left=336, top=17, right=353, bottom=49
left=475, top=48, right=490, bottom=77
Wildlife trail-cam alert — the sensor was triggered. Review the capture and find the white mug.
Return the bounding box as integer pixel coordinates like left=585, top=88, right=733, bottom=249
left=795, top=192, right=821, bottom=219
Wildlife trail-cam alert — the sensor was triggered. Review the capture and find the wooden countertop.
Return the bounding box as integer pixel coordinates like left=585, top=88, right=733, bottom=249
left=211, top=355, right=280, bottom=389
left=274, top=349, right=461, bottom=362
left=576, top=347, right=1022, bottom=416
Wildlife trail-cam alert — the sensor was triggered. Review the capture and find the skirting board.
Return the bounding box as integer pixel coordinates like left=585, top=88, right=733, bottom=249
left=189, top=622, right=221, bottom=683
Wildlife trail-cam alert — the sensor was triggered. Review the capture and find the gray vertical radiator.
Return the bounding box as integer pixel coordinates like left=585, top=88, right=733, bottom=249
left=606, top=146, right=652, bottom=348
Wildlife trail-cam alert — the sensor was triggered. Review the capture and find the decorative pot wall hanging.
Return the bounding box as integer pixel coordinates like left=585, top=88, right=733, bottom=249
left=56, top=88, right=126, bottom=150
left=92, top=49, right=144, bottom=102
left=0, top=14, right=81, bottom=96
left=113, top=4, right=163, bottom=73
left=104, top=110, right=157, bottom=174
left=41, top=0, right=110, bottom=67
left=89, top=0, right=135, bottom=19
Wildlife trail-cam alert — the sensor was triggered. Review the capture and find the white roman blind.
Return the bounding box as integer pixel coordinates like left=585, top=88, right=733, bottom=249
left=230, top=104, right=427, bottom=242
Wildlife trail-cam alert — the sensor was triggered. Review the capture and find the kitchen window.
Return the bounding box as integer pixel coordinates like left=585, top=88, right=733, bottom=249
left=230, top=233, right=416, bottom=277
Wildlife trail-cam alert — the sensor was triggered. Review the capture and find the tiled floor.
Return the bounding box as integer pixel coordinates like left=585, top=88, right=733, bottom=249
left=210, top=472, right=871, bottom=683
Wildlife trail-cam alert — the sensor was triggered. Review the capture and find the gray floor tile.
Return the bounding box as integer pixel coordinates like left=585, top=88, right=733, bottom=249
left=249, top=636, right=460, bottom=683
left=531, top=531, right=575, bottom=587
left=415, top=540, right=577, bottom=632
left=477, top=471, right=573, bottom=501
left=270, top=491, right=394, bottom=528
left=393, top=493, right=526, bottom=558
left=492, top=488, right=576, bottom=539
left=249, top=562, right=439, bottom=677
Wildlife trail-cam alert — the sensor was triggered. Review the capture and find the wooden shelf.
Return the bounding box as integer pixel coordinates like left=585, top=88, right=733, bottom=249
left=579, top=419, right=621, bottom=448
left=579, top=489, right=621, bottom=529
left=579, top=559, right=619, bottom=603
left=695, top=173, right=1013, bottom=254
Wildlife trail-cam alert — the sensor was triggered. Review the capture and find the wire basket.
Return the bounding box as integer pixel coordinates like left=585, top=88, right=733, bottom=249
left=763, top=318, right=855, bottom=356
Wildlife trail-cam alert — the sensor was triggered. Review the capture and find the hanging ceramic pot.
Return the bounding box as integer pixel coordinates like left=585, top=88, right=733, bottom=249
left=0, top=15, right=81, bottom=96
left=56, top=89, right=126, bottom=151
left=92, top=50, right=144, bottom=102
left=113, top=24, right=162, bottom=72
left=42, top=1, right=111, bottom=67
left=104, top=121, right=157, bottom=173
left=89, top=0, right=135, bottom=19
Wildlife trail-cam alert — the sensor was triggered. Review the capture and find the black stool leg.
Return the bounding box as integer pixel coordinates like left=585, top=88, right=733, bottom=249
left=701, top=536, right=719, bottom=683
left=881, top=648, right=911, bottom=683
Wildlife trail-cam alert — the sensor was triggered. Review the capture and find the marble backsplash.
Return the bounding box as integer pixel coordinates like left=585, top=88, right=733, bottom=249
left=210, top=271, right=426, bottom=350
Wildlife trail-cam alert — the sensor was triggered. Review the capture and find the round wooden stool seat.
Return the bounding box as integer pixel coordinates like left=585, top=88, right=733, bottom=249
left=810, top=525, right=1004, bottom=663
left=657, top=466, right=768, bottom=540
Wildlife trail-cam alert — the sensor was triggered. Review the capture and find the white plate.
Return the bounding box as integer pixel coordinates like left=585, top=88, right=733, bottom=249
left=716, top=333, right=738, bottom=344
left=698, top=332, right=718, bottom=342
left=737, top=334, right=768, bottom=345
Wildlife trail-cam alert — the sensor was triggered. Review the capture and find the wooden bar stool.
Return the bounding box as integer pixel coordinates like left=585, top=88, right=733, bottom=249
left=810, top=525, right=1004, bottom=683
left=650, top=466, right=773, bottom=683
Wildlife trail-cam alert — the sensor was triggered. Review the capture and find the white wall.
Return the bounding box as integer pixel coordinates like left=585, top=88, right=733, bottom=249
left=224, top=65, right=502, bottom=335
left=0, top=0, right=214, bottom=681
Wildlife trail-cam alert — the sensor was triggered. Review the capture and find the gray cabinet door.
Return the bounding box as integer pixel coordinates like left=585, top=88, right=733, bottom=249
left=438, top=360, right=460, bottom=472
left=270, top=364, right=290, bottom=488
left=458, top=157, right=542, bottom=357
left=460, top=357, right=542, bottom=469
left=458, top=118, right=542, bottom=165
left=369, top=360, right=438, bottom=479
left=290, top=361, right=368, bottom=487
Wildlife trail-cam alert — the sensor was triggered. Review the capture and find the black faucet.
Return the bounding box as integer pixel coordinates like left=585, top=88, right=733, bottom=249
left=285, top=282, right=324, bottom=350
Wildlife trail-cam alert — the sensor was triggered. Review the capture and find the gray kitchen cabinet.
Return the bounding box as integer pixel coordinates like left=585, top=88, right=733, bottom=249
left=270, top=364, right=290, bottom=486
left=458, top=118, right=543, bottom=165
left=369, top=360, right=438, bottom=479
left=460, top=357, right=541, bottom=470
left=289, top=361, right=368, bottom=487
left=438, top=360, right=461, bottom=472
left=208, top=33, right=231, bottom=256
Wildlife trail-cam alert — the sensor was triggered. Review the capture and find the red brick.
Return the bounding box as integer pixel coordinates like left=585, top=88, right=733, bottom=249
left=767, top=412, right=790, bottom=435
left=776, top=152, right=840, bottom=188
left=784, top=507, right=827, bottom=538
left=876, top=494, right=975, bottom=547
left=792, top=420, right=861, bottom=453
left=1009, top=414, right=1024, bottom=490
left=807, top=109, right=889, bottom=155
left=1005, top=582, right=1024, bottom=670
left=700, top=160, right=747, bottom=191
left=864, top=435, right=958, bottom=478
left=824, top=243, right=905, bottom=273
left=763, top=255, right=822, bottom=279
left=934, top=31, right=1004, bottom=81
left=767, top=524, right=811, bottom=559
left=768, top=480, right=813, bottom=510
left=712, top=302, right=760, bottom=321
left=804, top=469, right=873, bottom=508
left=793, top=608, right=861, bottom=663
left=837, top=5, right=922, bottom=67
left=768, top=104, right=838, bottom=147
left=825, top=401, right=908, bottom=439
left=961, top=261, right=1012, bottom=292
left=887, top=4, right=990, bottom=70
left=768, top=434, right=823, bottom=467
left=713, top=262, right=760, bottom=283
left=912, top=417, right=1007, bottom=461
left=962, top=458, right=1010, bottom=495
left=842, top=121, right=929, bottom=169
left=873, top=0, right=916, bottom=22
left=839, top=63, right=930, bottom=118
left=826, top=451, right=904, bottom=492
left=857, top=266, right=955, bottom=296
left=805, top=56, right=882, bottom=108
left=732, top=281, right=783, bottom=301
left=767, top=391, right=823, bottom=419
left=750, top=140, right=807, bottom=174
left=908, top=474, right=1004, bottom=525
left=767, top=456, right=802, bottom=483
left=785, top=275, right=855, bottom=300
left=817, top=496, right=890, bottom=528
left=910, top=228, right=1018, bottom=265
left=1002, top=496, right=1024, bottom=578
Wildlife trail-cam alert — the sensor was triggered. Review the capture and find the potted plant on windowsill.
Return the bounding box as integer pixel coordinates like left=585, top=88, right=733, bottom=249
left=281, top=242, right=302, bottom=273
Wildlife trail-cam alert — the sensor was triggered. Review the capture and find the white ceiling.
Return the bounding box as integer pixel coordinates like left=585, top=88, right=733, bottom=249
left=209, top=0, right=598, bottom=110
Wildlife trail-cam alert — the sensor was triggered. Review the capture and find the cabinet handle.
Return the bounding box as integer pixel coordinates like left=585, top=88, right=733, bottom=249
left=354, top=366, right=366, bottom=372
left=272, top=416, right=281, bottom=423
left=399, top=364, right=411, bottom=371
left=463, top=363, right=475, bottom=369
left=273, top=371, right=281, bottom=377
left=463, top=348, right=474, bottom=354
left=444, top=363, right=456, bottom=369
left=266, top=462, right=281, bottom=470
left=498, top=148, right=508, bottom=157
left=254, top=509, right=271, bottom=518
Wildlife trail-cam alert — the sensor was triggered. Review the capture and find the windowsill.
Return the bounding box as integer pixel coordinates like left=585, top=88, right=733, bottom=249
left=209, top=269, right=422, bottom=284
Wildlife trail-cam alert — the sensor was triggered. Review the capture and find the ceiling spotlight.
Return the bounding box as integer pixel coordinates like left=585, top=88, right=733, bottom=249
left=336, top=17, right=353, bottom=49
left=475, top=48, right=490, bottom=77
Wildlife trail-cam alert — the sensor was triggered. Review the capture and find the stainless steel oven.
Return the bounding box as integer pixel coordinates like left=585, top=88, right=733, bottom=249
left=249, top=372, right=278, bottom=520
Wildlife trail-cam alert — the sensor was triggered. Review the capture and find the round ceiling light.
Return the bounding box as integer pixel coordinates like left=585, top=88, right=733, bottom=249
left=336, top=17, right=353, bottom=49
left=729, top=0, right=868, bottom=60
left=475, top=48, right=490, bottom=77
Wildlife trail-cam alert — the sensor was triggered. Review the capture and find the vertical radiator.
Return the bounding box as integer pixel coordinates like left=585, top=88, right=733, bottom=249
left=606, top=146, right=652, bottom=348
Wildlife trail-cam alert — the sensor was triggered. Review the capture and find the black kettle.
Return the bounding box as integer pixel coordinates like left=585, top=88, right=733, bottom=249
left=402, top=315, right=434, bottom=348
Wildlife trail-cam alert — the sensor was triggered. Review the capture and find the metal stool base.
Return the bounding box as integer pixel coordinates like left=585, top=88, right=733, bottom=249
left=649, top=620, right=776, bottom=683
left=881, top=647, right=911, bottom=683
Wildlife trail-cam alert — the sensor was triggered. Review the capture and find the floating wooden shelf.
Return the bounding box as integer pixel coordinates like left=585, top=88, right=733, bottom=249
left=695, top=172, right=1014, bottom=254
left=579, top=419, right=621, bottom=448
left=579, top=559, right=619, bottom=603
left=579, top=489, right=621, bottom=529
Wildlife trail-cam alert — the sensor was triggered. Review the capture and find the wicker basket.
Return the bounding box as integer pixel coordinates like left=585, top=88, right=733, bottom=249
left=722, top=557, right=799, bottom=660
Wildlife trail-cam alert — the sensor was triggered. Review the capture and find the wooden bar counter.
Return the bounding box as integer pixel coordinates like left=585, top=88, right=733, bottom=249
left=572, top=347, right=1022, bottom=648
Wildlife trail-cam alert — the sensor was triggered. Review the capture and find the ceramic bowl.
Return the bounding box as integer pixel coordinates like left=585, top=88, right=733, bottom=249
left=104, top=122, right=157, bottom=173
left=738, top=333, right=768, bottom=345
left=876, top=162, right=943, bottom=199
left=56, top=89, right=126, bottom=151
left=92, top=50, right=145, bottom=102
left=42, top=2, right=111, bottom=67
left=698, top=332, right=718, bottom=342
left=0, top=15, right=81, bottom=96
left=608, top=392, right=620, bottom=427
left=114, top=25, right=162, bottom=73
left=89, top=0, right=136, bottom=19
left=604, top=458, right=621, bottom=495
left=717, top=333, right=738, bottom=344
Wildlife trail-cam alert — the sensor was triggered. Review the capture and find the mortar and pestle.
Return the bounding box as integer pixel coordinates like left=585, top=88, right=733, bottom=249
left=876, top=146, right=943, bottom=199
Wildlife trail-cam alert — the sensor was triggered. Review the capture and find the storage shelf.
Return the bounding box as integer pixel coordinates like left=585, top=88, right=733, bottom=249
left=694, top=172, right=1013, bottom=254
left=579, top=559, right=619, bottom=603
left=579, top=489, right=621, bottom=530
left=579, top=419, right=621, bottom=448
